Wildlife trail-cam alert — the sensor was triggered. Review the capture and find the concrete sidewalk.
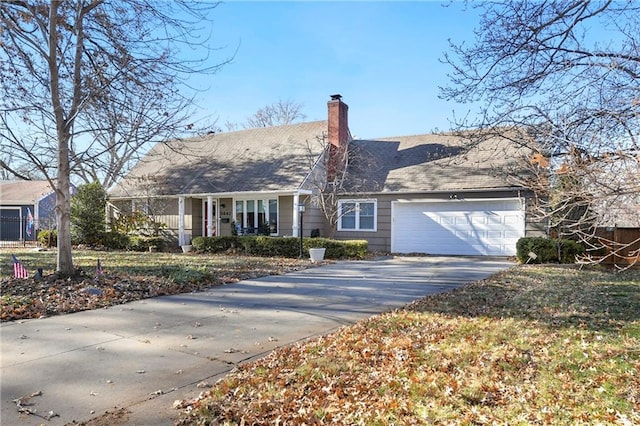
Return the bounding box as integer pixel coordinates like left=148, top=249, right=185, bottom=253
left=1, top=256, right=513, bottom=425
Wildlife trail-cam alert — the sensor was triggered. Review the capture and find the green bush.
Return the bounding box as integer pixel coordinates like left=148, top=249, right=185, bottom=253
left=516, top=237, right=556, bottom=263
left=192, top=236, right=368, bottom=259
left=37, top=229, right=57, bottom=248
left=557, top=239, right=586, bottom=263
left=339, top=240, right=369, bottom=259
left=102, top=231, right=130, bottom=250
left=71, top=182, right=107, bottom=245
left=302, top=237, right=368, bottom=259
left=242, top=236, right=300, bottom=257
left=516, top=237, right=585, bottom=264
left=110, top=210, right=167, bottom=238
left=128, top=236, right=165, bottom=252
left=192, top=236, right=242, bottom=253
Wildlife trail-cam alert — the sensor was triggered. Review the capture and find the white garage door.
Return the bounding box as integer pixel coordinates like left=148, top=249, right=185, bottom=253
left=391, top=199, right=524, bottom=256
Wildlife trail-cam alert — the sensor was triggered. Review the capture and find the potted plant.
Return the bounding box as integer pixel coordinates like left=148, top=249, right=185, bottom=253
left=309, top=238, right=327, bottom=263
left=308, top=247, right=326, bottom=262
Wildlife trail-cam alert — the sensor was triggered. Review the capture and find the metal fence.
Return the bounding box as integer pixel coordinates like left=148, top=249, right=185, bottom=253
left=0, top=216, right=43, bottom=247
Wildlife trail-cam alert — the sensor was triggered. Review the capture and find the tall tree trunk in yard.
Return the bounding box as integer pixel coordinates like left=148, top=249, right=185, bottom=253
left=56, top=141, right=74, bottom=273
left=48, top=0, right=83, bottom=274
left=48, top=0, right=74, bottom=274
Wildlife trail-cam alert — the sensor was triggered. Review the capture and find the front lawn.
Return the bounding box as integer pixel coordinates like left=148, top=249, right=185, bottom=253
left=0, top=249, right=316, bottom=322
left=176, top=265, right=640, bottom=425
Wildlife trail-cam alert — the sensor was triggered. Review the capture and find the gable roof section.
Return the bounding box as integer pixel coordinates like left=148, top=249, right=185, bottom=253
left=109, top=121, right=328, bottom=198
left=346, top=133, right=530, bottom=193
left=0, top=180, right=54, bottom=204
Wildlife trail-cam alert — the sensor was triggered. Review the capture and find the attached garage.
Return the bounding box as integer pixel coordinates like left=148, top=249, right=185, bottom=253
left=391, top=199, right=525, bottom=256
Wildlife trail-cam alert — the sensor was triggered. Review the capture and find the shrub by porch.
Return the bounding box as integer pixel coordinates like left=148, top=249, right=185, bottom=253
left=192, top=236, right=368, bottom=259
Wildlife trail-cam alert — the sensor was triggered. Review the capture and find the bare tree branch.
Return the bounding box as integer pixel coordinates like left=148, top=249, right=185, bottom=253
left=441, top=0, right=640, bottom=268
left=243, top=99, right=306, bottom=129
left=0, top=0, right=230, bottom=273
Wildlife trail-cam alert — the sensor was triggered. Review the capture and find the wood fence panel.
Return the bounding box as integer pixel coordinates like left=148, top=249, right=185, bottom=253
left=595, top=227, right=640, bottom=267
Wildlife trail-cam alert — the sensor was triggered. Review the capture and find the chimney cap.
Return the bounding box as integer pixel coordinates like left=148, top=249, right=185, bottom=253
left=330, top=94, right=342, bottom=101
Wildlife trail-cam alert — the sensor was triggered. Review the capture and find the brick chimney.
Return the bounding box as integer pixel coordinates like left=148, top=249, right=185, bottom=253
left=328, top=94, right=349, bottom=148
left=327, top=94, right=350, bottom=182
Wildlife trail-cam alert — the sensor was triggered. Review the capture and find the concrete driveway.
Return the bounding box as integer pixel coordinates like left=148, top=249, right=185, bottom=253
left=1, top=256, right=513, bottom=425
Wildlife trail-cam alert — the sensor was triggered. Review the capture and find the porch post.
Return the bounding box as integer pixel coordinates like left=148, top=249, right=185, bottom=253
left=178, top=196, right=185, bottom=246
left=207, top=195, right=214, bottom=237
left=292, top=193, right=300, bottom=237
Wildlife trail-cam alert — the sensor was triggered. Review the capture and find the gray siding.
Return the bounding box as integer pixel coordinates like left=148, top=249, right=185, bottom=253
left=524, top=197, right=548, bottom=237
left=298, top=195, right=331, bottom=238
left=278, top=195, right=294, bottom=236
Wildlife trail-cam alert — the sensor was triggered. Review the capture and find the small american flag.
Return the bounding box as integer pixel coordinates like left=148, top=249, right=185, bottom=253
left=12, top=254, right=29, bottom=279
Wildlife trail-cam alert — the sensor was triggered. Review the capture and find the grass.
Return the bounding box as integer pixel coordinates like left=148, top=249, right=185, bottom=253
left=176, top=265, right=640, bottom=425
left=0, top=249, right=316, bottom=321
left=1, top=249, right=308, bottom=281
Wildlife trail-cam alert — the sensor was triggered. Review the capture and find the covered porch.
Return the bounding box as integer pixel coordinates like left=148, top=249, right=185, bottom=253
left=177, top=190, right=313, bottom=247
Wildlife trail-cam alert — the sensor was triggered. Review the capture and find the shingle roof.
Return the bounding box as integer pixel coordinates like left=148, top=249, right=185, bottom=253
left=346, top=133, right=530, bottom=193
left=109, top=122, right=531, bottom=199
left=109, top=121, right=328, bottom=198
left=0, top=180, right=54, bottom=204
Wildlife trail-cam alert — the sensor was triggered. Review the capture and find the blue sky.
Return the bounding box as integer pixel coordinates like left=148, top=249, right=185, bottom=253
left=190, top=1, right=480, bottom=138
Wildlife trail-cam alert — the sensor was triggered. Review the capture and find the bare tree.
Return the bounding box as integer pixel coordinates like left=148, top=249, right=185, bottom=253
left=441, top=1, right=640, bottom=267
left=224, top=99, right=306, bottom=131
left=303, top=135, right=382, bottom=238
left=0, top=153, right=42, bottom=181
left=73, top=76, right=197, bottom=189
left=0, top=0, right=228, bottom=274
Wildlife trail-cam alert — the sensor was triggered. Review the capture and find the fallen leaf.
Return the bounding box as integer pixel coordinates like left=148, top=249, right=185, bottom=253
left=45, top=410, right=59, bottom=419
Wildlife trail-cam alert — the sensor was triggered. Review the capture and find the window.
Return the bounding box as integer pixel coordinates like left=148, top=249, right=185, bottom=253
left=234, top=198, right=278, bottom=234
left=133, top=199, right=150, bottom=214
left=235, top=200, right=244, bottom=232
left=338, top=199, right=377, bottom=231
left=268, top=199, right=278, bottom=234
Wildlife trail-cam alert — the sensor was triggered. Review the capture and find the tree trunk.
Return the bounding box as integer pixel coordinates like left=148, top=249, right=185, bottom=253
left=48, top=0, right=74, bottom=275
left=56, top=140, right=74, bottom=274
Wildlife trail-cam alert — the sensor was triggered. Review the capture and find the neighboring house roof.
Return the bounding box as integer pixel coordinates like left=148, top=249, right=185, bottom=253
left=345, top=133, right=530, bottom=193
left=599, top=200, right=640, bottom=228
left=109, top=121, right=328, bottom=198
left=0, top=180, right=54, bottom=204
